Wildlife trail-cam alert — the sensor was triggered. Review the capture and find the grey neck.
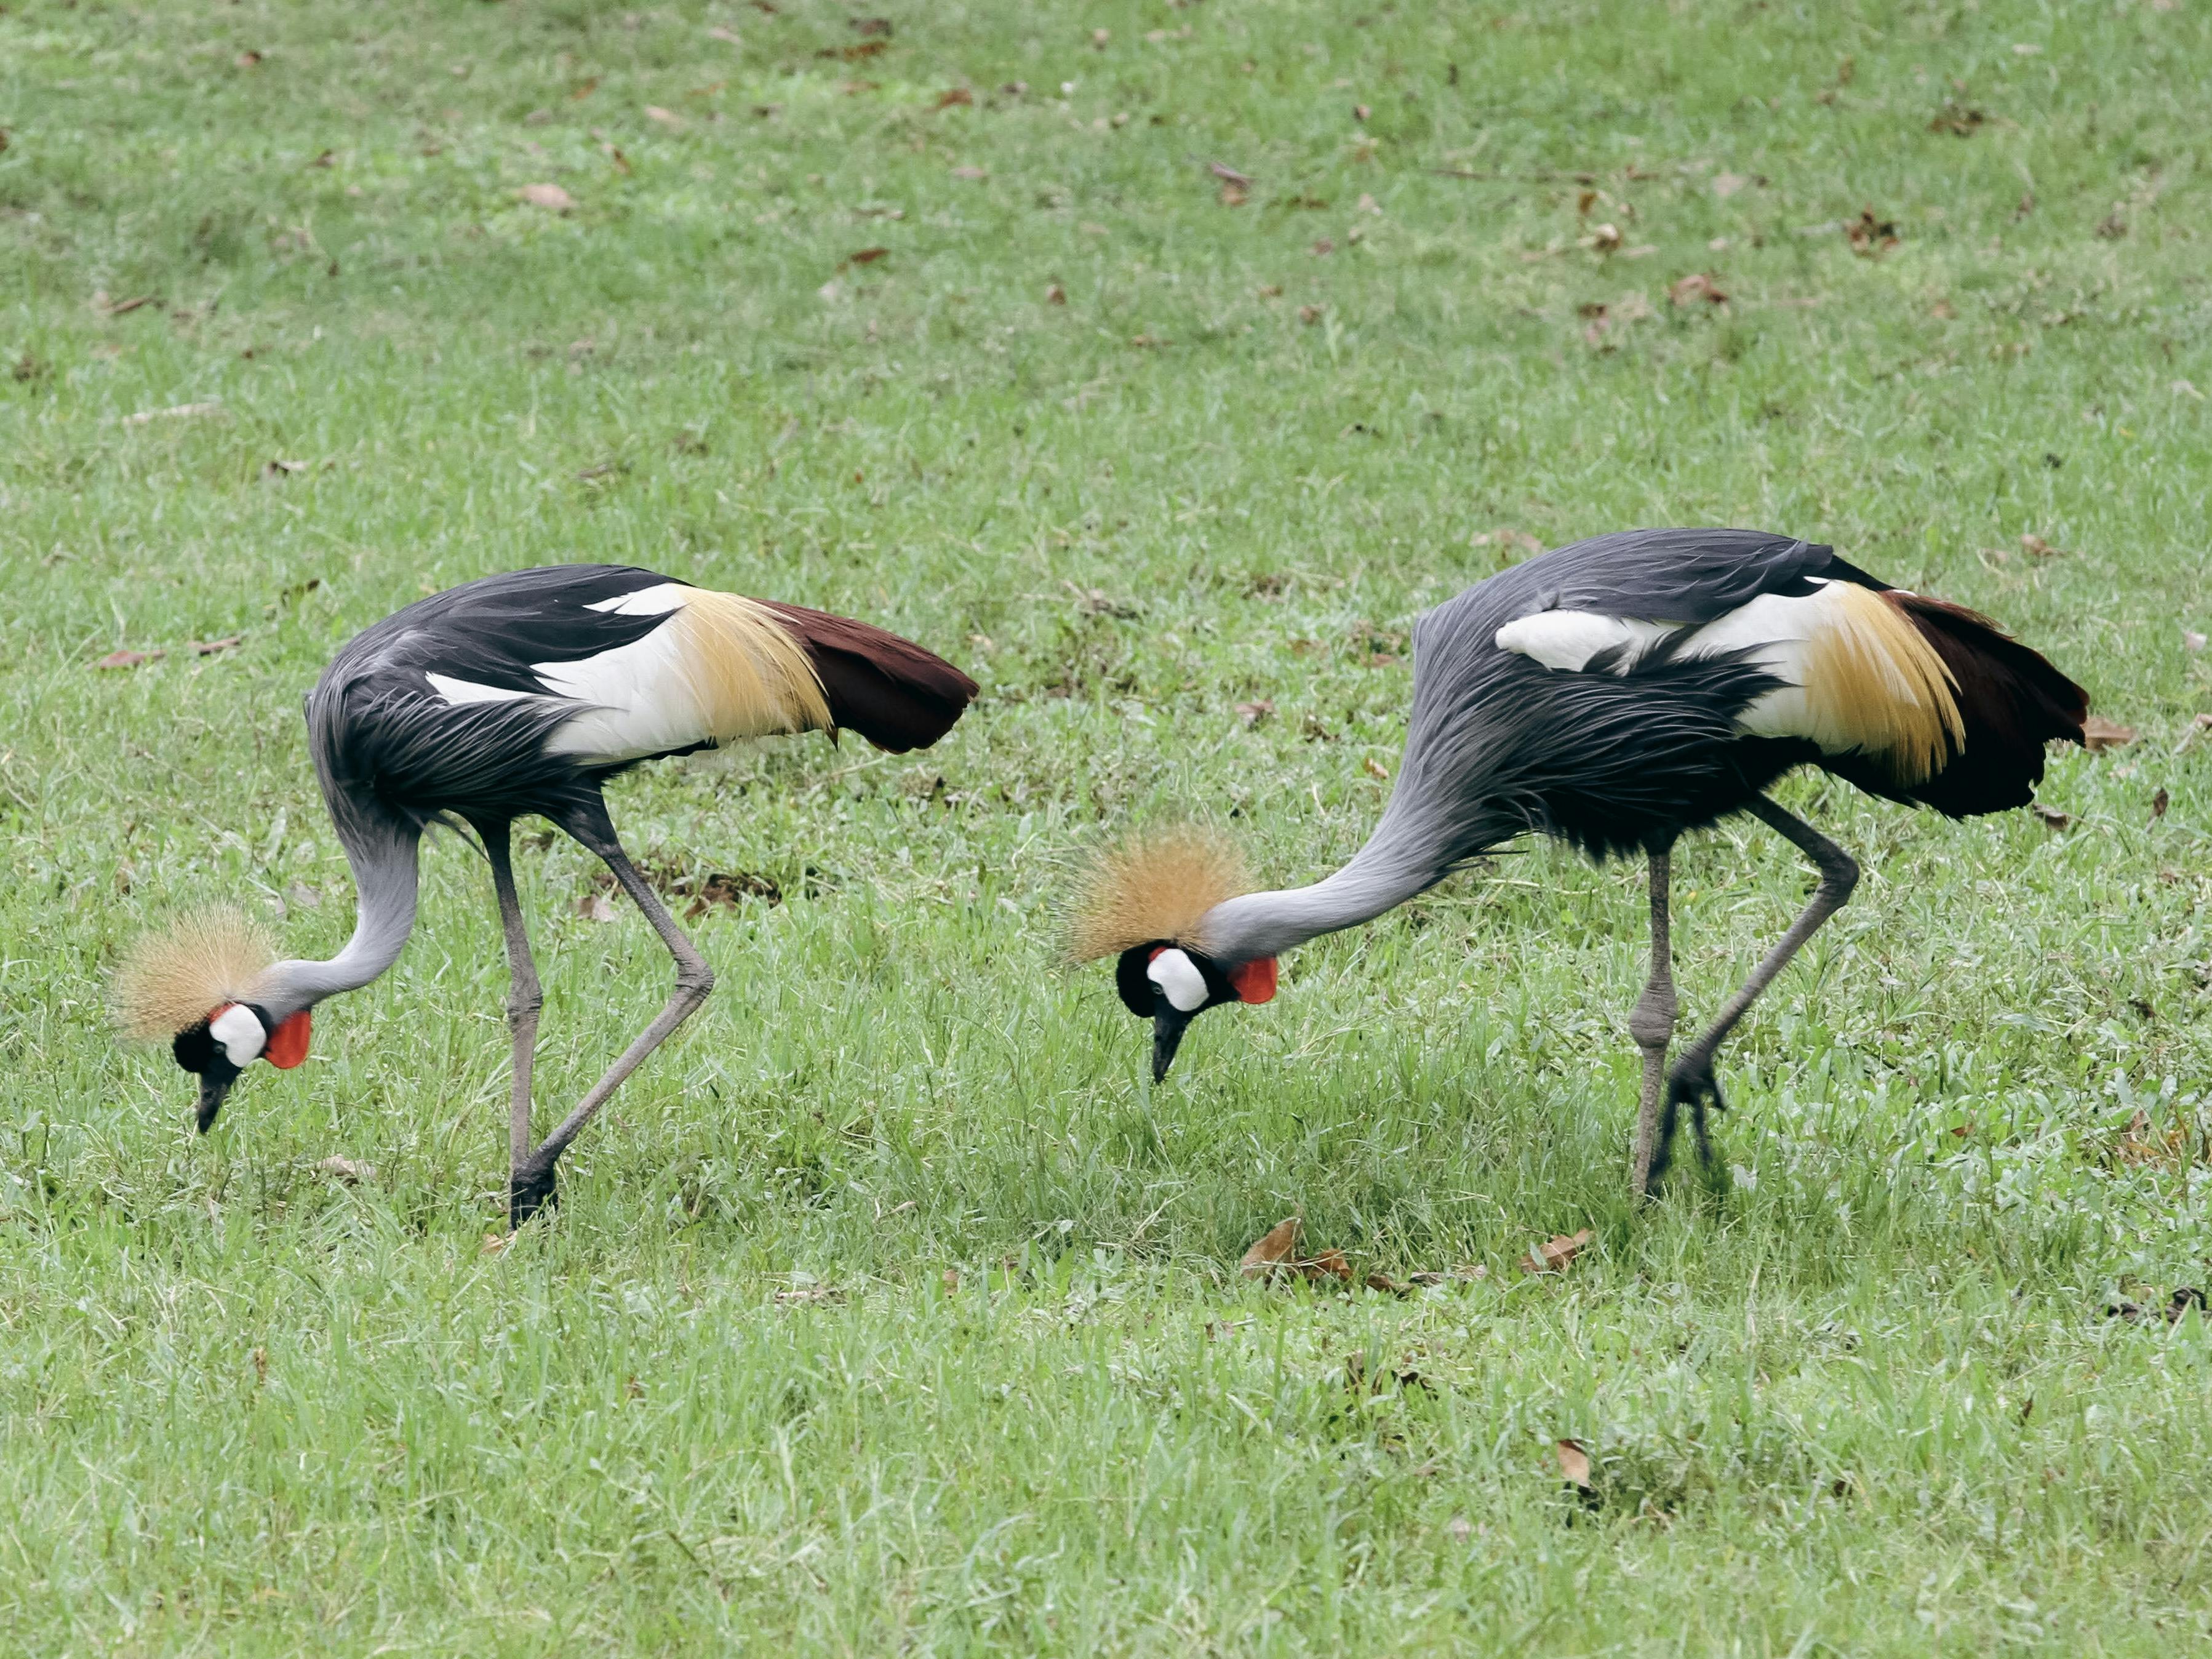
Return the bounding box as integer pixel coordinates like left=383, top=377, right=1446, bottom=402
left=1196, top=807, right=1464, bottom=963
left=258, top=815, right=421, bottom=1018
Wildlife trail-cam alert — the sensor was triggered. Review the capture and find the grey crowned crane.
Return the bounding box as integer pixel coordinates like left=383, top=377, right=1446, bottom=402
left=116, top=566, right=976, bottom=1226
left=1071, top=529, right=2088, bottom=1195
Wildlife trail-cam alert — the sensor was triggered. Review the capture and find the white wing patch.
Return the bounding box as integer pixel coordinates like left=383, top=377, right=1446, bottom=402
left=425, top=672, right=532, bottom=706
left=1495, top=610, right=1677, bottom=674
left=422, top=582, right=829, bottom=767
left=1497, top=581, right=1962, bottom=782
left=585, top=583, right=688, bottom=617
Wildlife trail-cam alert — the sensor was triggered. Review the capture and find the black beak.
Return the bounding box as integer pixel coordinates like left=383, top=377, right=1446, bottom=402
left=1151, top=1006, right=1195, bottom=1082
left=196, top=1060, right=239, bottom=1133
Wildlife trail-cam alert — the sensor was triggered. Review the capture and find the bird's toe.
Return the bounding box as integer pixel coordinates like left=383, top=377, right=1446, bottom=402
left=509, top=1157, right=560, bottom=1230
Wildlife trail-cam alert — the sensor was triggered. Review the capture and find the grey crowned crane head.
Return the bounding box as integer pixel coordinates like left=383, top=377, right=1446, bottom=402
left=113, top=909, right=312, bottom=1131
left=1068, top=829, right=1278, bottom=1081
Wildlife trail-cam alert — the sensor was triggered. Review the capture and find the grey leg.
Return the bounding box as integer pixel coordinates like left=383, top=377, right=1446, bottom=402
left=1648, top=794, right=1859, bottom=1189
left=510, top=808, right=714, bottom=1226
left=481, top=823, right=543, bottom=1182
left=1629, top=843, right=1679, bottom=1200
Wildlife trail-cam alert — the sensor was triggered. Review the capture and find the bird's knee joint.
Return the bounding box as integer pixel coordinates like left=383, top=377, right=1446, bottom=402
left=506, top=988, right=543, bottom=1023
left=1629, top=985, right=1677, bottom=1049
left=1823, top=853, right=1861, bottom=902
left=677, top=962, right=716, bottom=1003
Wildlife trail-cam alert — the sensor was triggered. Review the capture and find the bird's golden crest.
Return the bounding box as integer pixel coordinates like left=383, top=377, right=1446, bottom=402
left=113, top=908, right=276, bottom=1041
left=1065, top=828, right=1251, bottom=962
left=675, top=590, right=834, bottom=742
left=1805, top=585, right=1964, bottom=785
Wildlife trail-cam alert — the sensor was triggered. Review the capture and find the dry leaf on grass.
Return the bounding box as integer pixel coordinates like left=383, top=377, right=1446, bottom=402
left=951, top=165, right=988, bottom=180
left=192, top=636, right=244, bottom=655
left=2082, top=715, right=2136, bottom=752
left=577, top=892, right=618, bottom=922
left=1520, top=1229, right=1594, bottom=1274
left=317, top=1156, right=376, bottom=1185
left=1556, top=1439, right=1593, bottom=1488
left=846, top=246, right=888, bottom=266
left=1239, top=1218, right=1354, bottom=1286
left=2152, top=788, right=2169, bottom=820
left=95, top=649, right=163, bottom=670
left=1234, top=700, right=1274, bottom=727
left=1669, top=271, right=1728, bottom=306
left=1362, top=756, right=1390, bottom=782
left=935, top=87, right=973, bottom=109
left=707, top=25, right=743, bottom=44
left=644, top=105, right=683, bottom=127
left=480, top=1232, right=511, bottom=1255
left=2030, top=803, right=2073, bottom=831
left=2019, top=532, right=2067, bottom=559
left=2184, top=630, right=2206, bottom=653
left=517, top=183, right=576, bottom=211
left=1846, top=208, right=1899, bottom=257
left=773, top=1283, right=844, bottom=1307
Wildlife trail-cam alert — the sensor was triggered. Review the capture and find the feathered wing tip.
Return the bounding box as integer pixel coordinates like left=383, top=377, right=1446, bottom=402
left=112, top=908, right=276, bottom=1041
left=1064, top=828, right=1252, bottom=963
left=757, top=601, right=979, bottom=754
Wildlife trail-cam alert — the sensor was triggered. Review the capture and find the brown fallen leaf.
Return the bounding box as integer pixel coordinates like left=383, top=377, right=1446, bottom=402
left=570, top=77, right=598, bottom=100
left=1669, top=271, right=1728, bottom=306
left=1311, top=237, right=1335, bottom=257
left=1928, top=100, right=1986, bottom=136
left=1364, top=1272, right=1409, bottom=1295
left=480, top=1231, right=512, bottom=1255
left=773, top=1282, right=843, bottom=1307
left=1298, top=304, right=1323, bottom=324
left=2152, top=787, right=2169, bottom=820
left=262, top=458, right=307, bottom=479
left=100, top=295, right=158, bottom=316
left=2030, top=802, right=2073, bottom=831
left=1238, top=1218, right=1354, bottom=1285
left=644, top=105, right=683, bottom=127
left=192, top=635, right=244, bottom=655
left=2082, top=714, right=2135, bottom=752
left=1218, top=180, right=1248, bottom=207
left=818, top=39, right=887, bottom=60
left=941, top=1268, right=960, bottom=1292
left=1846, top=207, right=1899, bottom=257
left=95, top=649, right=163, bottom=670
left=935, top=87, right=973, bottom=109
left=846, top=246, right=889, bottom=265
left=1587, top=222, right=1623, bottom=254
left=1362, top=756, right=1390, bottom=782
left=1240, top=1217, right=1301, bottom=1277
left=850, top=15, right=892, bottom=34
left=235, top=50, right=263, bottom=68
left=2184, top=630, right=2207, bottom=653
left=1234, top=700, right=1274, bottom=727
left=950, top=164, right=988, bottom=180
left=2019, top=532, right=2067, bottom=559
left=1520, top=1229, right=1594, bottom=1274
left=517, top=183, right=576, bottom=211
left=1556, top=1439, right=1593, bottom=1488
left=707, top=25, right=743, bottom=44
left=577, top=892, right=618, bottom=922
left=1407, top=1264, right=1490, bottom=1286
left=317, top=1155, right=376, bottom=1185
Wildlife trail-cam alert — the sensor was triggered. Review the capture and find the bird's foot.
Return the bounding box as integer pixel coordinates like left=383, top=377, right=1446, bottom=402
left=1663, top=1058, right=1727, bottom=1180
left=509, top=1154, right=559, bottom=1231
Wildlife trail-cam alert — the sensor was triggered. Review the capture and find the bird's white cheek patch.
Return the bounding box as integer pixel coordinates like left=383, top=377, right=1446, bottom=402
left=1147, top=949, right=1209, bottom=1013
left=209, top=1003, right=268, bottom=1066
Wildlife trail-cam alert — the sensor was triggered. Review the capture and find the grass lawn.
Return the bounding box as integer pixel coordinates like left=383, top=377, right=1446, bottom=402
left=5, top=0, right=2212, bottom=1650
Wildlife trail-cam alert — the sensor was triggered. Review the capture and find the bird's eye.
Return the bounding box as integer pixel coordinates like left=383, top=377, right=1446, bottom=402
left=1146, top=948, right=1209, bottom=1012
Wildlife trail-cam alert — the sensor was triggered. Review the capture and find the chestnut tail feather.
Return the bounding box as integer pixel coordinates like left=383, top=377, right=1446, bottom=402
left=1885, top=593, right=2087, bottom=817
left=758, top=602, right=979, bottom=753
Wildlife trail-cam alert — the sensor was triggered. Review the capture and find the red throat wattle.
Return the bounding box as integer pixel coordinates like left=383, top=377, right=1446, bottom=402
left=1229, top=957, right=1277, bottom=1004
left=265, top=1010, right=312, bottom=1068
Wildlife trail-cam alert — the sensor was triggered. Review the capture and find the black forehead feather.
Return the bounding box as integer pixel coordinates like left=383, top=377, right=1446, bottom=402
left=172, top=1019, right=217, bottom=1076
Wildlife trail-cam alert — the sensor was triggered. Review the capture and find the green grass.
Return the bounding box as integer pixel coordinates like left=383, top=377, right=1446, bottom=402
left=4, top=0, right=2212, bottom=1650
